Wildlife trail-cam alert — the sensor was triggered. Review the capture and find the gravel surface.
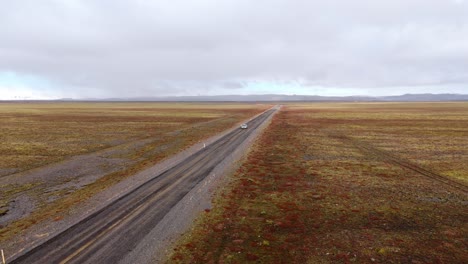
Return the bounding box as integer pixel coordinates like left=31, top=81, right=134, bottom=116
left=124, top=107, right=278, bottom=264
left=0, top=195, right=35, bottom=227
left=2, top=107, right=277, bottom=262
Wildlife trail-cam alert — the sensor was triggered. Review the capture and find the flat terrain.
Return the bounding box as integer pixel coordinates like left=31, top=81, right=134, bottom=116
left=0, top=102, right=269, bottom=246
left=169, top=102, right=468, bottom=263
left=0, top=102, right=267, bottom=175
left=9, top=107, right=277, bottom=264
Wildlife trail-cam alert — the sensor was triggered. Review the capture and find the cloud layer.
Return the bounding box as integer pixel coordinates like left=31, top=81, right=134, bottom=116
left=1, top=0, right=467, bottom=98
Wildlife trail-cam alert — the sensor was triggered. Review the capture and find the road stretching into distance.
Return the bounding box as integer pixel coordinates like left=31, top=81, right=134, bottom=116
left=11, top=107, right=278, bottom=264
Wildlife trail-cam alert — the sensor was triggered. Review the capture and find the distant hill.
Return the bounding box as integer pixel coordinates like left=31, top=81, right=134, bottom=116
left=380, top=93, right=468, bottom=101
left=71, top=93, right=468, bottom=102
left=112, top=94, right=377, bottom=102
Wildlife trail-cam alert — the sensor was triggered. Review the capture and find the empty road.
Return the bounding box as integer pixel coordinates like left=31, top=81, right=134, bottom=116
left=11, top=107, right=277, bottom=264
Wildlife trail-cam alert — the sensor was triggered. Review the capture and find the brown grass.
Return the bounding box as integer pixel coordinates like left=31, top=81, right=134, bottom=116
left=0, top=102, right=270, bottom=243
left=168, top=102, right=468, bottom=263
left=0, top=102, right=268, bottom=175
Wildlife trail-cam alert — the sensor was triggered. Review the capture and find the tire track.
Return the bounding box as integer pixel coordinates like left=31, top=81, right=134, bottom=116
left=329, top=133, right=468, bottom=193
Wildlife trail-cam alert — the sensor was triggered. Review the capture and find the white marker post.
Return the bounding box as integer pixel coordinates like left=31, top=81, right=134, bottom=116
left=1, top=249, right=5, bottom=264
left=203, top=143, right=206, bottom=148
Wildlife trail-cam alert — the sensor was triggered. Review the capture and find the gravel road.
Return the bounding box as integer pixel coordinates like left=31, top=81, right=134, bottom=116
left=9, top=107, right=278, bottom=264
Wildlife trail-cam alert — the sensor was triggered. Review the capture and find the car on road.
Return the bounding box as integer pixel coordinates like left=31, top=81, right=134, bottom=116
left=240, top=123, right=248, bottom=129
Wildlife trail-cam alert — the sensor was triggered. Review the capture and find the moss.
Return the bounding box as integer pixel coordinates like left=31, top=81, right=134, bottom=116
left=168, top=103, right=468, bottom=263
left=0, top=102, right=272, bottom=243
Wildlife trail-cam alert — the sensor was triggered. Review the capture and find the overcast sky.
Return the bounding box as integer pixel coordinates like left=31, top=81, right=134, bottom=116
left=1, top=0, right=467, bottom=99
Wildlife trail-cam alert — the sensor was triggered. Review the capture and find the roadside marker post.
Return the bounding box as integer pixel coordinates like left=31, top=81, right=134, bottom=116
left=1, top=249, right=5, bottom=264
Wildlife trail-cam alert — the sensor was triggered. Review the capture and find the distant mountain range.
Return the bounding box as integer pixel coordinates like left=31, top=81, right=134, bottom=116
left=63, top=93, right=468, bottom=102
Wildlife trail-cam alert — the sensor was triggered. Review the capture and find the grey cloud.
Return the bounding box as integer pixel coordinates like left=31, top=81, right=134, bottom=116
left=1, top=0, right=468, bottom=97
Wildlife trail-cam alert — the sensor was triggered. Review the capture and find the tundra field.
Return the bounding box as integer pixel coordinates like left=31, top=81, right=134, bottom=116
left=0, top=102, right=270, bottom=244
left=169, top=102, right=468, bottom=263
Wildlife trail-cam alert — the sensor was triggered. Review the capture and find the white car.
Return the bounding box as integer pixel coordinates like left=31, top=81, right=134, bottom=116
left=240, top=123, right=248, bottom=129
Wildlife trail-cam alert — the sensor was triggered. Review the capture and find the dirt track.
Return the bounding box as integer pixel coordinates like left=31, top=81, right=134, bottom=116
left=10, top=108, right=277, bottom=264
left=330, top=133, right=468, bottom=193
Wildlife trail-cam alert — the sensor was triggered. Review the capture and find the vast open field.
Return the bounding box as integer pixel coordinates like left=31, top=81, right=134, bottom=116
left=0, top=102, right=269, bottom=175
left=168, top=102, right=468, bottom=263
left=0, top=102, right=269, bottom=244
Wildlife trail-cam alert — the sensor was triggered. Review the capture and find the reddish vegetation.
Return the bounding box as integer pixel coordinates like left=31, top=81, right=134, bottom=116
left=168, top=103, right=467, bottom=263
left=0, top=103, right=271, bottom=245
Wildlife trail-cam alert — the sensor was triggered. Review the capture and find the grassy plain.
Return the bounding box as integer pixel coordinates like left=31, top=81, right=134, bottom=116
left=169, top=102, right=468, bottom=263
left=0, top=102, right=269, bottom=243
left=0, top=102, right=268, bottom=175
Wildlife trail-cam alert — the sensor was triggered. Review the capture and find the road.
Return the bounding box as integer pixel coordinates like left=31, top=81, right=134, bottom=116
left=10, top=107, right=277, bottom=264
